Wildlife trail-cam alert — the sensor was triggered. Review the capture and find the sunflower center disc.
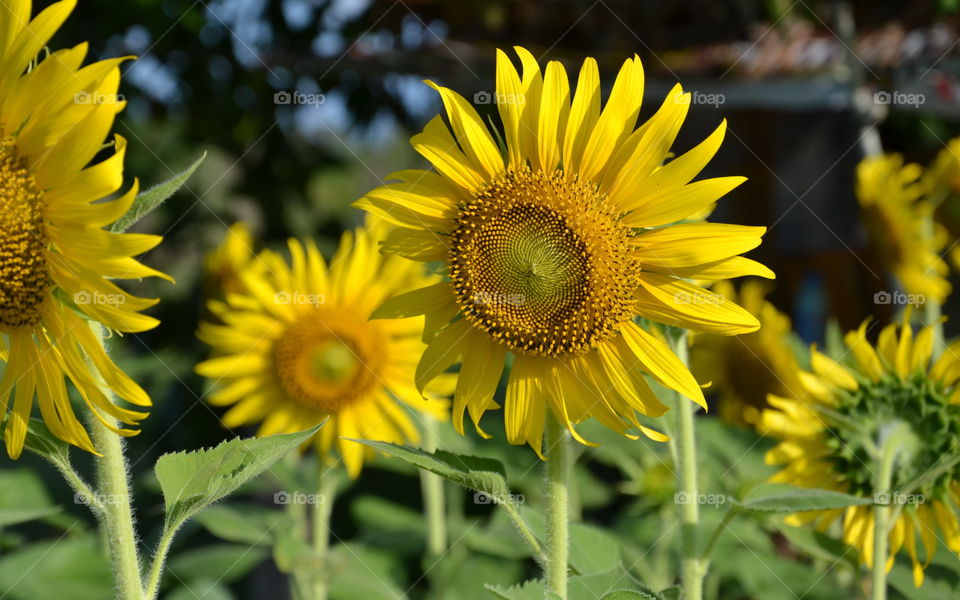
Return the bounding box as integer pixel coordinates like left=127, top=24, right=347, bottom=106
left=0, top=136, right=49, bottom=331
left=449, top=169, right=638, bottom=357
left=272, top=314, right=381, bottom=412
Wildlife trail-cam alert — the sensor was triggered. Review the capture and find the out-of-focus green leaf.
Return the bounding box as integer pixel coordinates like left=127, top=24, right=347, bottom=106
left=110, top=152, right=206, bottom=233
left=350, top=440, right=510, bottom=499
left=0, top=536, right=111, bottom=600
left=569, top=523, right=621, bottom=575
left=167, top=544, right=268, bottom=584
left=327, top=542, right=406, bottom=600
left=486, top=579, right=548, bottom=600
left=734, top=483, right=872, bottom=513
left=164, top=578, right=233, bottom=600
left=193, top=503, right=290, bottom=546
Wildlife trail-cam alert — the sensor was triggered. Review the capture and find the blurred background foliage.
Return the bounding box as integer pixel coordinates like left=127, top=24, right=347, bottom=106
left=4, top=0, right=960, bottom=598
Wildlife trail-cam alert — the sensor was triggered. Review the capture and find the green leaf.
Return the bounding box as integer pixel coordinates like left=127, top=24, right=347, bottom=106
left=164, top=578, right=234, bottom=600
left=193, top=503, right=290, bottom=546
left=486, top=579, right=548, bottom=600
left=569, top=523, right=621, bottom=575
left=327, top=542, right=406, bottom=600
left=167, top=544, right=268, bottom=584
left=0, top=416, right=71, bottom=468
left=733, top=483, right=872, bottom=513
left=600, top=593, right=657, bottom=600
left=0, top=468, right=60, bottom=526
left=109, top=152, right=206, bottom=232
left=350, top=440, right=510, bottom=498
left=0, top=536, right=111, bottom=600
left=155, top=426, right=319, bottom=529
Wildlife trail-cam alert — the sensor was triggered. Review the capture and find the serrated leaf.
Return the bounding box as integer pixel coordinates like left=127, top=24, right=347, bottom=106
left=165, top=578, right=234, bottom=600
left=486, top=579, right=548, bottom=600
left=600, top=593, right=658, bottom=600
left=155, top=426, right=319, bottom=529
left=350, top=440, right=510, bottom=498
left=733, top=483, right=872, bottom=513
left=109, top=152, right=206, bottom=232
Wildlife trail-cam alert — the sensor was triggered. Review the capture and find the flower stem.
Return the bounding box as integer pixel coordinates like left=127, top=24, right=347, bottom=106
left=871, top=424, right=909, bottom=600
left=420, top=416, right=447, bottom=556
left=311, top=469, right=338, bottom=600
left=671, top=331, right=705, bottom=600
left=544, top=411, right=570, bottom=599
left=142, top=526, right=176, bottom=600
left=87, top=413, right=144, bottom=600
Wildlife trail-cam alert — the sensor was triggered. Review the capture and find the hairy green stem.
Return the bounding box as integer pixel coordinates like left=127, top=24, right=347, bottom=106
left=311, top=470, right=337, bottom=600
left=420, top=416, right=447, bottom=556
left=143, top=526, right=177, bottom=600
left=544, top=412, right=570, bottom=599
left=88, top=414, right=144, bottom=600
left=671, top=332, right=705, bottom=600
left=502, top=502, right=547, bottom=566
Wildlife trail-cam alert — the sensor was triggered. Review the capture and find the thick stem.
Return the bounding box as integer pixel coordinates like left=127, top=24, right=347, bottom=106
left=671, top=332, right=705, bottom=600
left=544, top=412, right=570, bottom=599
left=88, top=415, right=144, bottom=600
left=871, top=426, right=907, bottom=600
left=311, top=470, right=337, bottom=600
left=420, top=416, right=447, bottom=556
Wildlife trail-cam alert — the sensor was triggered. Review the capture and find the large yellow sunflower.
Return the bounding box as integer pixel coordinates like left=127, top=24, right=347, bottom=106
left=358, top=47, right=773, bottom=454
left=0, top=0, right=168, bottom=458
left=857, top=154, right=950, bottom=304
left=760, top=315, right=960, bottom=586
left=195, top=223, right=450, bottom=477
left=691, top=279, right=803, bottom=426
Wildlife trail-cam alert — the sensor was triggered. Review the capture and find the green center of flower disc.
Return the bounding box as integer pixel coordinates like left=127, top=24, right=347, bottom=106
left=272, top=313, right=381, bottom=412
left=449, top=169, right=638, bottom=357
left=0, top=136, right=49, bottom=331
left=827, top=374, right=959, bottom=499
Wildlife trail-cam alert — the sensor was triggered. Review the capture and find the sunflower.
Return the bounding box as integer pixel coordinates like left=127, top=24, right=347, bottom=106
left=357, top=47, right=773, bottom=454
left=926, top=136, right=960, bottom=271
left=195, top=223, right=450, bottom=477
left=857, top=154, right=950, bottom=304
left=690, top=279, right=803, bottom=427
left=203, top=222, right=256, bottom=302
left=760, top=315, right=960, bottom=586
left=0, top=0, right=168, bottom=458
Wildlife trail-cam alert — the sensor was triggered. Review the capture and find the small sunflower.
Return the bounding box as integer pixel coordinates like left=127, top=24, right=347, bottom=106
left=857, top=154, right=950, bottom=304
left=0, top=0, right=168, bottom=458
left=760, top=315, right=960, bottom=586
left=926, top=137, right=960, bottom=271
left=690, top=279, right=803, bottom=427
left=195, top=223, right=450, bottom=477
left=203, top=222, right=256, bottom=302
left=358, top=47, right=772, bottom=454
